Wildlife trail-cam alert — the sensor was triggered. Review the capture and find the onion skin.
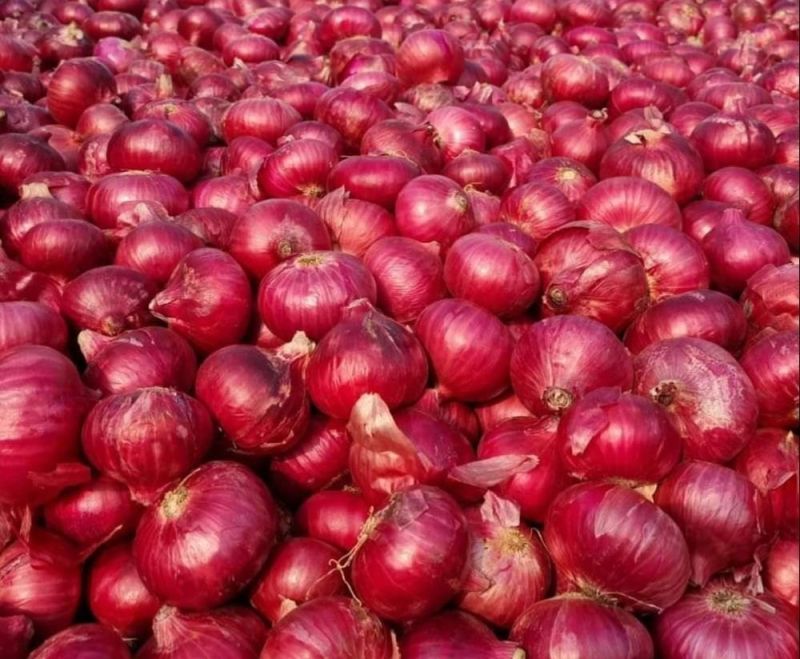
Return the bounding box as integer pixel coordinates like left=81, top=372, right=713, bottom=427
left=259, top=596, right=394, bottom=659
left=28, top=623, right=132, bottom=659
left=294, top=489, right=371, bottom=552
left=544, top=482, right=691, bottom=612
left=740, top=263, right=799, bottom=335
left=195, top=340, right=310, bottom=456
left=510, top=594, right=655, bottom=659
left=653, top=581, right=799, bottom=659
left=133, top=461, right=279, bottom=611
left=0, top=301, right=68, bottom=354
left=511, top=315, right=633, bottom=417
left=138, top=606, right=267, bottom=659
left=739, top=330, right=799, bottom=429
left=249, top=537, right=345, bottom=623
left=308, top=300, right=428, bottom=419
left=633, top=338, right=758, bottom=463
left=624, top=290, right=747, bottom=355
left=415, top=298, right=513, bottom=403
left=352, top=485, right=469, bottom=622
left=655, top=461, right=766, bottom=586
left=765, top=538, right=799, bottom=608
left=88, top=542, right=160, bottom=640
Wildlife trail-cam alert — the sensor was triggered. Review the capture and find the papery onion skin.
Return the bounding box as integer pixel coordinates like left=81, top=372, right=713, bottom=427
left=545, top=482, right=691, bottom=612
left=138, top=605, right=267, bottom=659
left=739, top=330, right=799, bottom=429
left=133, top=461, right=279, bottom=611
left=352, top=485, right=469, bottom=622
left=88, top=542, right=161, bottom=639
left=294, top=490, right=371, bottom=552
left=259, top=596, right=394, bottom=659
left=510, top=594, right=655, bottom=659
left=655, top=461, right=766, bottom=586
left=633, top=338, right=758, bottom=463
left=150, top=248, right=252, bottom=353
left=740, top=263, right=799, bottom=335
left=27, top=623, right=132, bottom=659
left=765, top=538, right=799, bottom=608
left=307, top=300, right=428, bottom=419
left=0, top=301, right=68, bottom=354
left=511, top=315, right=633, bottom=416
left=558, top=387, right=682, bottom=485
left=249, top=537, right=345, bottom=623
left=195, top=341, right=310, bottom=456
left=624, top=290, right=747, bottom=355
left=415, top=298, right=513, bottom=403
left=653, top=581, right=799, bottom=659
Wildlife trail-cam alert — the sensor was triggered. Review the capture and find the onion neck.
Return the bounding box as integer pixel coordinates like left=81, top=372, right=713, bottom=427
left=708, top=587, right=747, bottom=616
left=652, top=381, right=678, bottom=408
left=544, top=386, right=573, bottom=413
left=160, top=486, right=189, bottom=520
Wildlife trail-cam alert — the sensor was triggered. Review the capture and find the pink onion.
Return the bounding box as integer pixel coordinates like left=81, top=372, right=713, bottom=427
left=523, top=158, right=597, bottom=205
left=774, top=192, right=799, bottom=253
left=545, top=481, right=691, bottom=611
left=740, top=263, right=799, bottom=334
left=691, top=110, right=776, bottom=171
left=703, top=166, right=776, bottom=225
left=314, top=88, right=392, bottom=150
left=499, top=181, right=576, bottom=240
left=396, top=29, right=465, bottom=85
left=327, top=156, right=420, bottom=209
left=257, top=138, right=338, bottom=199
left=20, top=220, right=111, bottom=284
left=443, top=152, right=511, bottom=195
left=765, top=538, right=799, bottom=608
left=0, top=301, right=68, bottom=354
left=294, top=490, right=371, bottom=552
left=114, top=221, right=203, bottom=285
left=427, top=106, right=487, bottom=163
left=2, top=189, right=80, bottom=257
left=315, top=189, right=396, bottom=257
left=576, top=176, right=682, bottom=231
left=28, top=623, right=131, bottom=659
left=550, top=112, right=609, bottom=173
left=46, top=58, right=116, bottom=128
left=221, top=98, right=300, bottom=145
left=133, top=461, right=279, bottom=610
left=740, top=330, right=798, bottom=429
left=541, top=54, right=609, bottom=108
left=633, top=338, right=758, bottom=462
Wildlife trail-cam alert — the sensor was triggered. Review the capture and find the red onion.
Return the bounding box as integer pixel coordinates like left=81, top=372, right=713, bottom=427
left=19, top=173, right=90, bottom=216
left=511, top=315, right=633, bottom=416
left=740, top=330, right=798, bottom=429
left=317, top=6, right=382, bottom=50
left=352, top=485, right=469, bottom=622
left=28, top=623, right=131, bottom=659
left=114, top=221, right=202, bottom=285
left=740, top=263, right=799, bottom=334
left=360, top=118, right=442, bottom=174
left=411, top=388, right=481, bottom=444
left=314, top=88, right=393, bottom=150
left=221, top=136, right=275, bottom=177
left=257, top=138, right=338, bottom=199
left=133, top=461, right=279, bottom=610
left=545, top=482, right=691, bottom=611
left=2, top=189, right=79, bottom=258
left=0, top=530, right=82, bottom=638
left=0, top=346, right=95, bottom=505
left=328, top=156, right=420, bottom=209
left=195, top=338, right=311, bottom=455
left=150, top=248, right=251, bottom=352
left=474, top=391, right=534, bottom=432
left=46, top=58, right=116, bottom=128
left=138, top=606, right=267, bottom=659
left=541, top=102, right=591, bottom=135
left=691, top=110, right=776, bottom=171
left=702, top=209, right=791, bottom=295
left=633, top=338, right=758, bottom=462
left=267, top=416, right=350, bottom=503
left=577, top=176, right=682, bottom=232
left=669, top=102, right=717, bottom=139
left=443, top=152, right=511, bottom=195
left=88, top=542, right=161, bottom=639
left=600, top=128, right=704, bottom=204
left=294, top=490, right=371, bottom=552
left=0, top=259, right=62, bottom=311
left=173, top=208, right=236, bottom=250
left=499, top=181, right=576, bottom=240
left=0, top=301, right=67, bottom=354
left=625, top=290, right=746, bottom=355
left=42, top=476, right=140, bottom=551
left=134, top=99, right=211, bottom=147
left=703, top=166, right=776, bottom=225
left=191, top=174, right=257, bottom=217
left=491, top=137, right=548, bottom=187
left=775, top=128, right=799, bottom=168
left=427, top=106, right=486, bottom=163
left=774, top=191, right=799, bottom=253
left=735, top=427, right=798, bottom=537
left=221, top=98, right=301, bottom=145
left=20, top=219, right=110, bottom=284
left=396, top=29, right=465, bottom=85
left=250, top=537, right=345, bottom=622
left=550, top=112, right=609, bottom=173
left=0, top=615, right=33, bottom=659
left=0, top=135, right=66, bottom=198
left=765, top=538, right=799, bottom=608
left=259, top=597, right=394, bottom=659
left=511, top=594, right=655, bottom=659
left=476, top=223, right=538, bottom=257
left=314, top=189, right=395, bottom=257
left=654, top=581, right=799, bottom=659
left=541, top=54, right=609, bottom=108
left=82, top=388, right=213, bottom=503
left=559, top=387, right=681, bottom=485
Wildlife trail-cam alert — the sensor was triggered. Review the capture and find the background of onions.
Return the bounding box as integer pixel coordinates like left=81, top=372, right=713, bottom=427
left=0, top=0, right=797, bottom=656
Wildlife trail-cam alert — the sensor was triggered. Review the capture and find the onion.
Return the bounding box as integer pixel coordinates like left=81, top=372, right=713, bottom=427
left=653, top=581, right=799, bottom=659
left=633, top=338, right=758, bottom=462
left=328, top=156, right=420, bottom=209
left=701, top=209, right=791, bottom=295
left=427, top=107, right=487, bottom=164
left=691, top=110, right=776, bottom=171
left=2, top=189, right=79, bottom=258
left=19, top=173, right=90, bottom=216
left=511, top=315, right=633, bottom=416
left=260, top=597, right=394, bottom=659
left=315, top=88, right=393, bottom=150
left=0, top=530, right=82, bottom=638
left=402, top=611, right=526, bottom=659
left=534, top=222, right=649, bottom=332
left=0, top=301, right=68, bottom=354
left=250, top=537, right=345, bottom=622
left=0, top=259, right=62, bottom=311
left=0, top=615, right=33, bottom=659
left=27, top=623, right=131, bottom=659
left=46, top=58, right=116, bottom=128
left=491, top=137, right=550, bottom=187
left=550, top=112, right=609, bottom=173
left=765, top=538, right=799, bottom=608
left=221, top=98, right=301, bottom=145
left=352, top=485, right=469, bottom=622
left=499, top=181, right=576, bottom=240
left=397, top=29, right=465, bottom=85
left=222, top=136, right=275, bottom=177
left=88, top=542, right=160, bottom=639
left=511, top=594, right=655, bottom=659
left=703, top=167, right=776, bottom=225
left=395, top=175, right=476, bottom=247
left=42, top=476, right=140, bottom=551
left=317, top=6, right=382, bottom=50
left=315, top=189, right=396, bottom=257
left=360, top=119, right=442, bottom=174
left=442, top=152, right=511, bottom=195
left=735, top=428, right=798, bottom=537
left=0, top=135, right=66, bottom=198
left=740, top=263, right=799, bottom=334
left=21, top=220, right=111, bottom=284
left=137, top=606, right=267, bottom=659
left=541, top=54, right=609, bottom=108
left=257, top=138, right=338, bottom=199
left=545, top=481, right=691, bottom=611
left=740, top=331, right=798, bottom=429
left=173, top=208, right=236, bottom=250
left=294, top=490, right=371, bottom=552
left=133, top=461, right=279, bottom=610
left=195, top=338, right=311, bottom=455
left=444, top=233, right=539, bottom=319
left=774, top=192, right=799, bottom=254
